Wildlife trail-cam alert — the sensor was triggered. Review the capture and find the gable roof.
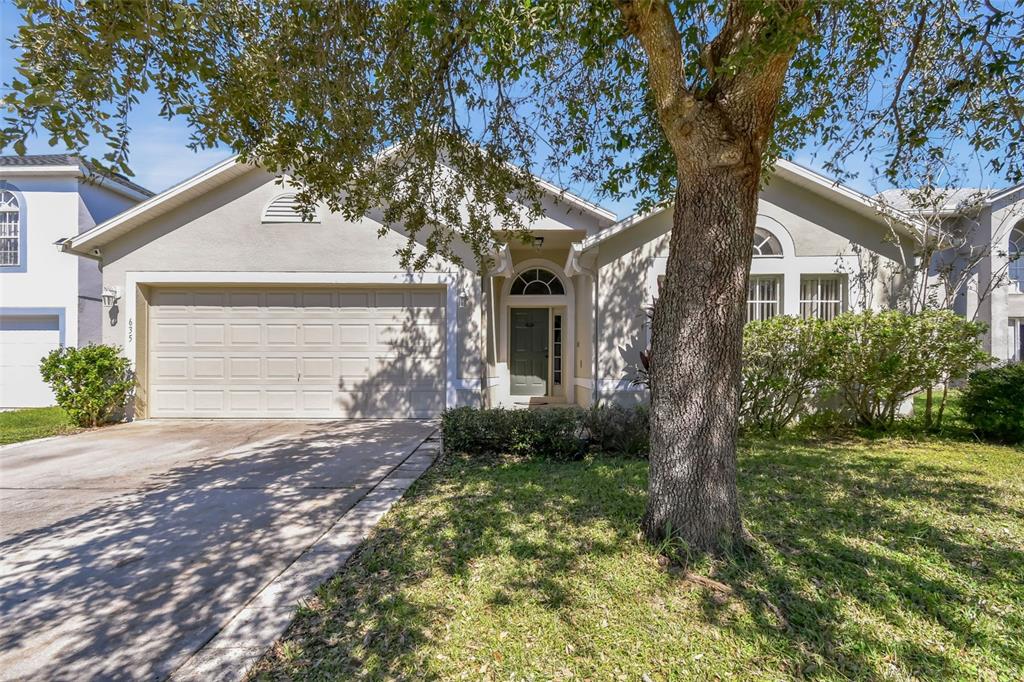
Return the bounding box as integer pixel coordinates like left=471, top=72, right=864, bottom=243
left=574, top=159, right=925, bottom=255
left=66, top=155, right=615, bottom=254
left=0, top=154, right=153, bottom=200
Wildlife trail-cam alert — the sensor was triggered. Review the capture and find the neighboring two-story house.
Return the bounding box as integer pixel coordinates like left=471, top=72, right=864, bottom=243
left=0, top=155, right=151, bottom=408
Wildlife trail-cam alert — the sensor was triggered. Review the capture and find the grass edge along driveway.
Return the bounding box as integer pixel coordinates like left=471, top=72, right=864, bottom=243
left=0, top=407, right=75, bottom=446
left=252, top=438, right=1024, bottom=681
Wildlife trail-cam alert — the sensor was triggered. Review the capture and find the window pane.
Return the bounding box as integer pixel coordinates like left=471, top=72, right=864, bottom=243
left=511, top=268, right=563, bottom=296
left=800, top=277, right=842, bottom=320
left=746, top=276, right=779, bottom=322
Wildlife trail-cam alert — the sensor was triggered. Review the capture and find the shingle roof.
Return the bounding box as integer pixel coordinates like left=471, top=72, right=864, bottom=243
left=874, top=188, right=993, bottom=215
left=0, top=153, right=79, bottom=167
left=0, top=154, right=153, bottom=197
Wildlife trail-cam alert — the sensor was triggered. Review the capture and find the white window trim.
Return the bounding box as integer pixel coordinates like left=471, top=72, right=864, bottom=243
left=1008, top=226, right=1024, bottom=294
left=0, top=190, right=20, bottom=267
left=799, top=274, right=846, bottom=320
left=1009, top=318, right=1024, bottom=363
left=497, top=258, right=575, bottom=405
left=649, top=254, right=860, bottom=318
left=747, top=275, right=782, bottom=321
left=752, top=227, right=784, bottom=258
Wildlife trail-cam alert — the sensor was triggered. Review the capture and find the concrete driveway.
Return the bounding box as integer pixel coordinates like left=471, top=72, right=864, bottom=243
left=0, top=419, right=437, bottom=681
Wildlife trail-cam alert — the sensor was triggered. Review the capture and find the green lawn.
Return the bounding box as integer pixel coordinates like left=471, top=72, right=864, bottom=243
left=253, top=439, right=1024, bottom=681
left=0, top=406, right=74, bottom=445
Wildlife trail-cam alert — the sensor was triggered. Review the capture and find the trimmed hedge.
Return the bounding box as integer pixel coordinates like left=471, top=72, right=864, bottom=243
left=442, top=404, right=648, bottom=459
left=960, top=363, right=1024, bottom=443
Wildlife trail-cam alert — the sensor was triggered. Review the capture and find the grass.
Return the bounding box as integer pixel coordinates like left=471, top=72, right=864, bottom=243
left=252, top=438, right=1024, bottom=681
left=0, top=406, right=75, bottom=445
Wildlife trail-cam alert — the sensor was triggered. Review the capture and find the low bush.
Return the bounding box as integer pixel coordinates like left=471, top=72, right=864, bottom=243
left=443, top=405, right=651, bottom=459
left=740, top=316, right=833, bottom=434
left=39, top=344, right=133, bottom=427
left=442, top=406, right=587, bottom=460
left=582, top=404, right=649, bottom=457
left=960, top=363, right=1024, bottom=443
left=826, top=310, right=988, bottom=429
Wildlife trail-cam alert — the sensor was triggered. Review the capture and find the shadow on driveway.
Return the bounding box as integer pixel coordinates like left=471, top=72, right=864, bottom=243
left=0, top=419, right=434, bottom=681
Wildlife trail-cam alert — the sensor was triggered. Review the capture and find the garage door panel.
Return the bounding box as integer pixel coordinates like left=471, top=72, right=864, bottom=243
left=339, top=324, right=371, bottom=345
left=0, top=318, right=62, bottom=408
left=148, top=286, right=445, bottom=418
left=193, top=324, right=225, bottom=345
left=229, top=324, right=261, bottom=345
left=229, top=357, right=261, bottom=379
left=154, top=323, right=189, bottom=346
left=302, top=324, right=334, bottom=345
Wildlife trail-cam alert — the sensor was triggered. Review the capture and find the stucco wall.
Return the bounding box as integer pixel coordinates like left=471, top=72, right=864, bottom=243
left=77, top=180, right=139, bottom=345
left=592, top=175, right=917, bottom=396
left=97, top=168, right=504, bottom=402
left=0, top=175, right=81, bottom=345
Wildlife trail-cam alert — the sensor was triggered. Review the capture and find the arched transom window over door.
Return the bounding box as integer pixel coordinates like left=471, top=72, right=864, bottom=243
left=510, top=268, right=565, bottom=295
left=752, top=227, right=782, bottom=257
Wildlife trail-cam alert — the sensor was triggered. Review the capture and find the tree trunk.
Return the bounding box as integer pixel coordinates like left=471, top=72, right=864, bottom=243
left=936, top=382, right=949, bottom=428
left=642, top=164, right=759, bottom=553
left=924, top=385, right=933, bottom=430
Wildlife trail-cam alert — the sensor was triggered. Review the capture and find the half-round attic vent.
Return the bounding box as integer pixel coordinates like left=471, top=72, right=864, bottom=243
left=262, top=193, right=322, bottom=223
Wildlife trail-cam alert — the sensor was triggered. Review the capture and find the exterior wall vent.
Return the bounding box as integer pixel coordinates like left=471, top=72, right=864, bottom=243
left=262, top=193, right=321, bottom=223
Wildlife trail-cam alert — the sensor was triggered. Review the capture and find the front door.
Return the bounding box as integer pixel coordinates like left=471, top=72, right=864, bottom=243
left=510, top=308, right=549, bottom=396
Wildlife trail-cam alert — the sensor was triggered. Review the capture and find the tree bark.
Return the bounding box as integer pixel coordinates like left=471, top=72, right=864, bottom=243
left=617, top=0, right=804, bottom=555
left=642, top=163, right=760, bottom=553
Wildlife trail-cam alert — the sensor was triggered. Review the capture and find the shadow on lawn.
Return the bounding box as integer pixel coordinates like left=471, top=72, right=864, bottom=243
left=267, top=442, right=1024, bottom=680
left=701, top=443, right=1024, bottom=678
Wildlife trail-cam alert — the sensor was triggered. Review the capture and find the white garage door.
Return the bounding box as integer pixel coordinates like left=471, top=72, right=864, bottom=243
left=147, top=287, right=445, bottom=418
left=0, top=315, right=61, bottom=409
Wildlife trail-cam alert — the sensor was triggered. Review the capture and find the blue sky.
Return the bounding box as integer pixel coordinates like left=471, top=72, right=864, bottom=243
left=0, top=5, right=1003, bottom=219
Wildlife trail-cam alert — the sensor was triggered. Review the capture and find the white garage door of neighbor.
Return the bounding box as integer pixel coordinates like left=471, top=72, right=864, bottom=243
left=147, top=287, right=446, bottom=418
left=0, top=315, right=61, bottom=409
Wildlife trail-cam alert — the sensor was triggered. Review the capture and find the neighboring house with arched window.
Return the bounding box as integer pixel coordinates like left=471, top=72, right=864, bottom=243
left=51, top=154, right=1023, bottom=417
left=0, top=155, right=151, bottom=408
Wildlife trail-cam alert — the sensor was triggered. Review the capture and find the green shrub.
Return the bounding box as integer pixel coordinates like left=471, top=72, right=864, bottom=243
left=960, top=363, right=1024, bottom=443
left=740, top=316, right=833, bottom=434
left=825, top=310, right=989, bottom=429
left=39, top=344, right=134, bottom=427
left=582, top=404, right=649, bottom=457
left=442, top=406, right=587, bottom=460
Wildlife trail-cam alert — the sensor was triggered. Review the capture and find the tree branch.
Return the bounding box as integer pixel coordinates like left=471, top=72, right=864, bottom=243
left=615, top=0, right=696, bottom=142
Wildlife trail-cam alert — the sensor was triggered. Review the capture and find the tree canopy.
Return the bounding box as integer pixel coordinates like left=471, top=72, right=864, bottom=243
left=3, top=0, right=1022, bottom=267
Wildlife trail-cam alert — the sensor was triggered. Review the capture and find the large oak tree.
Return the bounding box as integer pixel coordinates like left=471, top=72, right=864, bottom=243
left=4, top=0, right=1021, bottom=553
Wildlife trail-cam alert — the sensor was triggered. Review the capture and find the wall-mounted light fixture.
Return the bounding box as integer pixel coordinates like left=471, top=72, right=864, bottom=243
left=101, top=286, right=122, bottom=308
left=532, top=236, right=545, bottom=250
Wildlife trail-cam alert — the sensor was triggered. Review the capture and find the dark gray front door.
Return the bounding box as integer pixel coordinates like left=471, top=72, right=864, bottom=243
left=510, top=308, right=548, bottom=396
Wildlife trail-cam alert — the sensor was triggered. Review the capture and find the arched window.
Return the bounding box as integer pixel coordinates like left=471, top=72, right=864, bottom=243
left=752, top=227, right=782, bottom=257
left=0, top=190, right=20, bottom=267
left=262, top=193, right=321, bottom=223
left=510, top=268, right=565, bottom=295
left=1010, top=225, right=1024, bottom=293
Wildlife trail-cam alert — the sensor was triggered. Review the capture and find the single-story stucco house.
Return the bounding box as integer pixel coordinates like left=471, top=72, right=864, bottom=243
left=59, top=157, right=1024, bottom=419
